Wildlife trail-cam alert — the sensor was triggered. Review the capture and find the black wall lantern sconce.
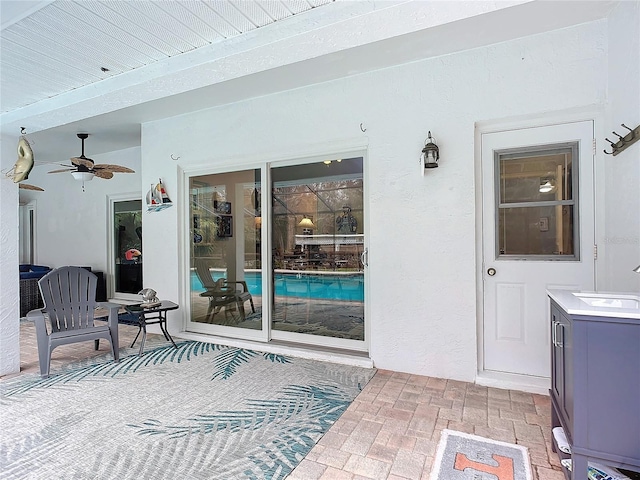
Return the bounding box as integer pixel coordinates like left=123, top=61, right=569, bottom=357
left=420, top=131, right=439, bottom=174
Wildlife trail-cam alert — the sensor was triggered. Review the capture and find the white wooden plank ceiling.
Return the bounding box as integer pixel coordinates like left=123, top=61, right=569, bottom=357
left=0, top=0, right=332, bottom=113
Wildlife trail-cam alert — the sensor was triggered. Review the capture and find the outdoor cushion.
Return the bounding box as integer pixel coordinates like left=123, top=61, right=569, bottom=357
left=20, top=271, right=46, bottom=279
left=19, top=265, right=52, bottom=281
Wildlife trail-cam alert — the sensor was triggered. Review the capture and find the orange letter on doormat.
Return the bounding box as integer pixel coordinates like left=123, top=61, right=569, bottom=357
left=454, top=453, right=514, bottom=480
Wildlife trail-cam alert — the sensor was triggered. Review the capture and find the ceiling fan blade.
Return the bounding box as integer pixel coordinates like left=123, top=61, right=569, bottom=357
left=93, top=164, right=135, bottom=173
left=71, top=157, right=94, bottom=168
left=93, top=170, right=114, bottom=179
left=48, top=168, right=75, bottom=173
left=18, top=183, right=44, bottom=191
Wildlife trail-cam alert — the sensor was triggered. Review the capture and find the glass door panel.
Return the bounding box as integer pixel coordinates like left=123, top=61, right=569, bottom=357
left=189, top=169, right=262, bottom=331
left=114, top=199, right=143, bottom=295
left=271, top=157, right=365, bottom=341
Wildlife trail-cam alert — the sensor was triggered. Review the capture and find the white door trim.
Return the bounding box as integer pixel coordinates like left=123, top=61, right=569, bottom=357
left=474, top=109, right=604, bottom=392
left=18, top=202, right=37, bottom=265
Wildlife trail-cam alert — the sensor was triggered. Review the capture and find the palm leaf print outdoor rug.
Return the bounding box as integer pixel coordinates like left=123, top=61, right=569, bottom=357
left=0, top=341, right=375, bottom=479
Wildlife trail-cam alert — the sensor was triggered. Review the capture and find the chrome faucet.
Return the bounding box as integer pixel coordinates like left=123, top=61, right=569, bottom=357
left=634, top=265, right=640, bottom=274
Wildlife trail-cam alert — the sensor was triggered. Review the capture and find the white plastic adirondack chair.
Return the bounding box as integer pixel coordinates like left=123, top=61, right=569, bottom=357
left=27, top=266, right=120, bottom=377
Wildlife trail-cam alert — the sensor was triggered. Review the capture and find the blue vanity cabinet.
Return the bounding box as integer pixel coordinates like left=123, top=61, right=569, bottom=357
left=549, top=298, right=640, bottom=480
left=550, top=303, right=573, bottom=432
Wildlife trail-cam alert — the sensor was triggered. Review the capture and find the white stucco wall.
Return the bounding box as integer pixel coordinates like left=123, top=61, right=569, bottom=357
left=0, top=133, right=20, bottom=376
left=141, top=21, right=609, bottom=382
left=603, top=1, right=640, bottom=292
left=3, top=9, right=635, bottom=383
left=18, top=147, right=141, bottom=273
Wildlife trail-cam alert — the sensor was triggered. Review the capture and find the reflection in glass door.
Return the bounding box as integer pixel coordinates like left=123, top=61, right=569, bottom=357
left=271, top=157, right=365, bottom=342
left=189, top=169, right=262, bottom=332
left=113, top=199, right=143, bottom=296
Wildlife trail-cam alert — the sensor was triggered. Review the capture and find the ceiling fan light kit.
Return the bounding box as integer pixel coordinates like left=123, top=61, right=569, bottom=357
left=71, top=171, right=94, bottom=182
left=48, top=133, right=134, bottom=191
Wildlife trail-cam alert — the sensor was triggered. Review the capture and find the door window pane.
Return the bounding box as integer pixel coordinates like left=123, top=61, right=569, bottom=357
left=271, top=157, right=364, bottom=340
left=499, top=205, right=574, bottom=256
left=189, top=170, right=262, bottom=330
left=499, top=152, right=573, bottom=203
left=496, top=146, right=578, bottom=259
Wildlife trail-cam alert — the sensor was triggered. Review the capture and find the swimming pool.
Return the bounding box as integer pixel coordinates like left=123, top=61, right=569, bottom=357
left=191, top=270, right=363, bottom=302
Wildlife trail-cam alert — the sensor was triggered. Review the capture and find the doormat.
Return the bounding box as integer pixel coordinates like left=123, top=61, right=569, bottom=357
left=430, top=430, right=532, bottom=480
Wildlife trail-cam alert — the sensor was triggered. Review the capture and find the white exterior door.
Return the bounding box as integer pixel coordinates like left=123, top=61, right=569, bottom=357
left=482, top=121, right=595, bottom=378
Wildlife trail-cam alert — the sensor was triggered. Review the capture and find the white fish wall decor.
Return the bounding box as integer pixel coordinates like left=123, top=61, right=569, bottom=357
left=12, top=136, right=34, bottom=183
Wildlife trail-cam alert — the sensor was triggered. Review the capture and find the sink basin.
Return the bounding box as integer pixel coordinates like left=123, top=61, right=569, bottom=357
left=548, top=289, right=640, bottom=319
left=573, top=292, right=640, bottom=309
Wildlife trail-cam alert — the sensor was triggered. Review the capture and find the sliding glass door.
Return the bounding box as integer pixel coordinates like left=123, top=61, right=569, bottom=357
left=271, top=157, right=365, bottom=346
left=186, top=156, right=366, bottom=351
left=110, top=197, right=143, bottom=300
left=188, top=169, right=263, bottom=337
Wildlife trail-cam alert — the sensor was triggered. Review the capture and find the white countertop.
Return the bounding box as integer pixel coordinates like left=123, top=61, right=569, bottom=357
left=547, top=289, right=640, bottom=320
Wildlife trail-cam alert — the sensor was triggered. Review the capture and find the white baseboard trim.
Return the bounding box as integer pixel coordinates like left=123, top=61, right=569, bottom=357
left=476, top=370, right=550, bottom=395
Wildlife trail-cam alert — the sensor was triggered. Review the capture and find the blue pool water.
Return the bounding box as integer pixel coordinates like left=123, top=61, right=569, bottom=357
left=191, top=270, right=363, bottom=302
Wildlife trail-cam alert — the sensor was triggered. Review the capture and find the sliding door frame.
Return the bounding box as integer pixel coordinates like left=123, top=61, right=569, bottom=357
left=179, top=144, right=370, bottom=353
left=181, top=162, right=270, bottom=343
left=268, top=151, right=369, bottom=352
